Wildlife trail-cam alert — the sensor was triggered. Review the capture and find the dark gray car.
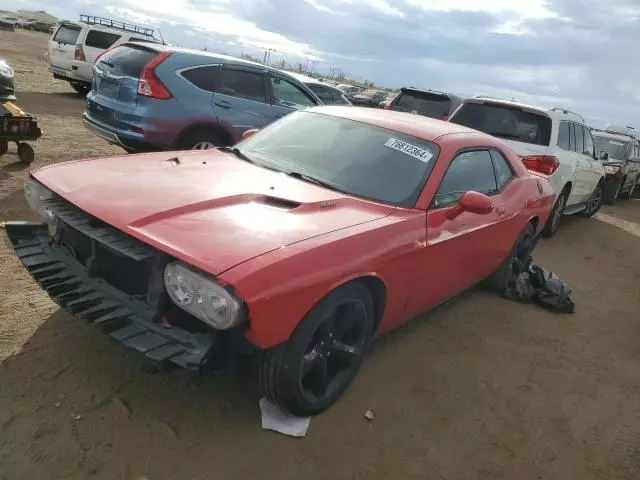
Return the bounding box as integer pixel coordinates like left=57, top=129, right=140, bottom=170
left=389, top=88, right=463, bottom=120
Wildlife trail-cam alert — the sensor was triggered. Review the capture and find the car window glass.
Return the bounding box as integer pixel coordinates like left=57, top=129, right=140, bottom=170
left=489, top=150, right=514, bottom=189
left=239, top=111, right=439, bottom=207
left=181, top=65, right=217, bottom=92
left=574, top=124, right=584, bottom=155
left=85, top=30, right=121, bottom=49
left=569, top=123, right=576, bottom=152
left=432, top=150, right=498, bottom=208
left=393, top=91, right=450, bottom=119
left=583, top=127, right=594, bottom=157
left=53, top=25, right=81, bottom=45
left=450, top=103, right=552, bottom=146
left=216, top=68, right=266, bottom=103
left=96, top=45, right=156, bottom=78
left=330, top=89, right=350, bottom=104
left=557, top=121, right=570, bottom=150
left=271, top=77, right=316, bottom=109
left=307, top=84, right=334, bottom=104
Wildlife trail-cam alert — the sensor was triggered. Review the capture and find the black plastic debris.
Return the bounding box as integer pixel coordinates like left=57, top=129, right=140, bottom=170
left=506, top=256, right=575, bottom=314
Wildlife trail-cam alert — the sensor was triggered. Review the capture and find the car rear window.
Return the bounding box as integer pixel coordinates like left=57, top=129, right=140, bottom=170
left=85, top=30, right=121, bottom=49
left=450, top=102, right=552, bottom=146
left=96, top=45, right=157, bottom=78
left=393, top=91, right=451, bottom=119
left=307, top=84, right=334, bottom=104
left=181, top=65, right=217, bottom=92
left=53, top=24, right=81, bottom=45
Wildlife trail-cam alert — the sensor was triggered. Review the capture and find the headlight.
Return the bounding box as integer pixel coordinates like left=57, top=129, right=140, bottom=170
left=24, top=177, right=55, bottom=221
left=604, top=165, right=620, bottom=174
left=0, top=60, right=14, bottom=78
left=164, top=262, right=243, bottom=330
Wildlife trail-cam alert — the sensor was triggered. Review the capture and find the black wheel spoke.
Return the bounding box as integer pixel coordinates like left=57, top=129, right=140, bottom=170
left=330, top=340, right=359, bottom=365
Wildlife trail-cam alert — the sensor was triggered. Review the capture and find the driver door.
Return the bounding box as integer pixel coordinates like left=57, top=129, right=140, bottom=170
left=405, top=149, right=519, bottom=317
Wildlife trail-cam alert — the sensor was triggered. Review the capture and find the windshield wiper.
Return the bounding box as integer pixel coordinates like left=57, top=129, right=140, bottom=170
left=286, top=171, right=341, bottom=192
left=218, top=146, right=255, bottom=163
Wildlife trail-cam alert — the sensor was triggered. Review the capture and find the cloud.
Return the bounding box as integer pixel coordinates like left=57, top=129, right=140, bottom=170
left=2, top=0, right=640, bottom=126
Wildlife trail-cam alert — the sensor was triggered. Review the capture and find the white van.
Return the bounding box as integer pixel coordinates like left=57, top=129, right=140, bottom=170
left=47, top=15, right=160, bottom=95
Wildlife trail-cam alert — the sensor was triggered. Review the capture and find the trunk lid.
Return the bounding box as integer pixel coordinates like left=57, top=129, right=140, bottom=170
left=33, top=150, right=393, bottom=275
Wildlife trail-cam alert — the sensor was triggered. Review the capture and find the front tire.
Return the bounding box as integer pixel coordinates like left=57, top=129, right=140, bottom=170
left=582, top=182, right=603, bottom=217
left=70, top=82, right=91, bottom=96
left=603, top=180, right=621, bottom=205
left=256, top=282, right=374, bottom=416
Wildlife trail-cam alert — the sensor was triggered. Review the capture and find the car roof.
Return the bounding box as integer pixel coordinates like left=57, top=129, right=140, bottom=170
left=460, top=97, right=588, bottom=124
left=591, top=129, right=636, bottom=142
left=399, top=87, right=460, bottom=101
left=122, top=42, right=298, bottom=76
left=285, top=71, right=324, bottom=85
left=306, top=106, right=499, bottom=143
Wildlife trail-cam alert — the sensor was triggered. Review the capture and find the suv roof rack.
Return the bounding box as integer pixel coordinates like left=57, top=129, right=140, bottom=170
left=548, top=107, right=585, bottom=123
left=79, top=14, right=155, bottom=37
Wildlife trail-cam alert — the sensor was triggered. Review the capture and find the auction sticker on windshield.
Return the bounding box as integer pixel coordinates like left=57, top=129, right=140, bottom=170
left=384, top=138, right=433, bottom=163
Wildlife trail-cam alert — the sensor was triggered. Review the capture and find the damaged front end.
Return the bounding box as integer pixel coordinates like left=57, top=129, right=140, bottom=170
left=5, top=187, right=247, bottom=370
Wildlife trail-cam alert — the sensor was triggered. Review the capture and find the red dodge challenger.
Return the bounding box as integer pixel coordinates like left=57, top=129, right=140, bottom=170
left=7, top=107, right=555, bottom=415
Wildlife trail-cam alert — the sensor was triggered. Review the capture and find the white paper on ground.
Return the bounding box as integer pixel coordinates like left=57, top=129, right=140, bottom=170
left=259, top=398, right=311, bottom=437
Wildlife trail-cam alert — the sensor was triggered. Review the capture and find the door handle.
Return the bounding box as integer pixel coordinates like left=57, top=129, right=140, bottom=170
left=496, top=206, right=506, bottom=216
left=214, top=100, right=231, bottom=109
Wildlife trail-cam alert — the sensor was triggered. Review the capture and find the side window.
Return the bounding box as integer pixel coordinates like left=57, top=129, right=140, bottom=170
left=432, top=150, right=498, bottom=208
left=52, top=25, right=81, bottom=45
left=270, top=77, right=316, bottom=110
left=181, top=65, right=217, bottom=92
left=307, top=84, right=334, bottom=104
left=85, top=30, right=121, bottom=50
left=557, top=121, right=570, bottom=150
left=331, top=89, right=350, bottom=105
left=574, top=124, right=584, bottom=155
left=583, top=127, right=595, bottom=158
left=569, top=123, right=577, bottom=152
left=216, top=68, right=267, bottom=103
left=489, top=150, right=515, bottom=189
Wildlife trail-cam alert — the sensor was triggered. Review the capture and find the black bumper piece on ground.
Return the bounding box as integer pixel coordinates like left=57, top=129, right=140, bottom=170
left=5, top=221, right=217, bottom=369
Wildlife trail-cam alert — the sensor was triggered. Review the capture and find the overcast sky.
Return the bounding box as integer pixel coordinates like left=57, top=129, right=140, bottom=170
left=4, top=0, right=640, bottom=127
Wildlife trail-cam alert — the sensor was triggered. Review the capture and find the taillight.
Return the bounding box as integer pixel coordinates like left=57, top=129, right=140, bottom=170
left=137, top=51, right=172, bottom=100
left=522, top=155, right=560, bottom=175
left=383, top=103, right=391, bottom=110
left=442, top=115, right=449, bottom=121
left=74, top=44, right=86, bottom=62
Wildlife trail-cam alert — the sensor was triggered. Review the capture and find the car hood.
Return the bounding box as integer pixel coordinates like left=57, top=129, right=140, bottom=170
left=34, top=150, right=393, bottom=275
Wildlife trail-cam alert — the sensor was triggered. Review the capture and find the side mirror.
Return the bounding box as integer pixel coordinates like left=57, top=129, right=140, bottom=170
left=242, top=129, right=259, bottom=140
left=599, top=151, right=609, bottom=161
left=446, top=191, right=494, bottom=220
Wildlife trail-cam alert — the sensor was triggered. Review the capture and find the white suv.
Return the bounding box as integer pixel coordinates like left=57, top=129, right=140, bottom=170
left=449, top=98, right=605, bottom=237
left=47, top=15, right=160, bottom=95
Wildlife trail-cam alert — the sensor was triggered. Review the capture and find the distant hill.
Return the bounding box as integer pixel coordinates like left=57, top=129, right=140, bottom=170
left=0, top=9, right=58, bottom=25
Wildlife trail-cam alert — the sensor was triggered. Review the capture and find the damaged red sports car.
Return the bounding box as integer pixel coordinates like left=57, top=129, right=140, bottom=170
left=6, top=106, right=555, bottom=415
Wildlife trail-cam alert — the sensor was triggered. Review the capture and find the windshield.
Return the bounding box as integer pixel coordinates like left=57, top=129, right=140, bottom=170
left=237, top=111, right=439, bottom=207
left=450, top=102, right=552, bottom=146
left=393, top=92, right=451, bottom=118
left=593, top=136, right=629, bottom=160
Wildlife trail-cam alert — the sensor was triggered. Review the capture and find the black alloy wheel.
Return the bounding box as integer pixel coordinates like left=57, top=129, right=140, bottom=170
left=582, top=183, right=603, bottom=217
left=256, top=282, right=374, bottom=416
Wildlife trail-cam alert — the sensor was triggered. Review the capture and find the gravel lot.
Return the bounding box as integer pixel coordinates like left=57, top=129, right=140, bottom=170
left=2, top=30, right=640, bottom=480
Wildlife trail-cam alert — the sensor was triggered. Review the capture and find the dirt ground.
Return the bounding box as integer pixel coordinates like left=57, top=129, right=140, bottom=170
left=2, top=30, right=640, bottom=480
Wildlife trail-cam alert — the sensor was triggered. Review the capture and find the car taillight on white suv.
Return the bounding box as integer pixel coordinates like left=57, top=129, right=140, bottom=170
left=522, top=155, right=560, bottom=175
left=74, top=44, right=86, bottom=62
left=137, top=51, right=172, bottom=100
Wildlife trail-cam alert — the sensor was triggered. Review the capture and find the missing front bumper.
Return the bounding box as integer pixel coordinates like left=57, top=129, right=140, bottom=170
left=5, top=221, right=218, bottom=369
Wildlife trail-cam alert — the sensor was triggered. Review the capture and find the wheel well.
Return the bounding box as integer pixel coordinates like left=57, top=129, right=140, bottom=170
left=353, top=276, right=387, bottom=333
left=561, top=182, right=572, bottom=197
left=529, top=216, right=539, bottom=230
left=175, top=124, right=234, bottom=148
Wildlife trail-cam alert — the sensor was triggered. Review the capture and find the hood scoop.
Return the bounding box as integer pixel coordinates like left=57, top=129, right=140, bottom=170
left=257, top=196, right=301, bottom=210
